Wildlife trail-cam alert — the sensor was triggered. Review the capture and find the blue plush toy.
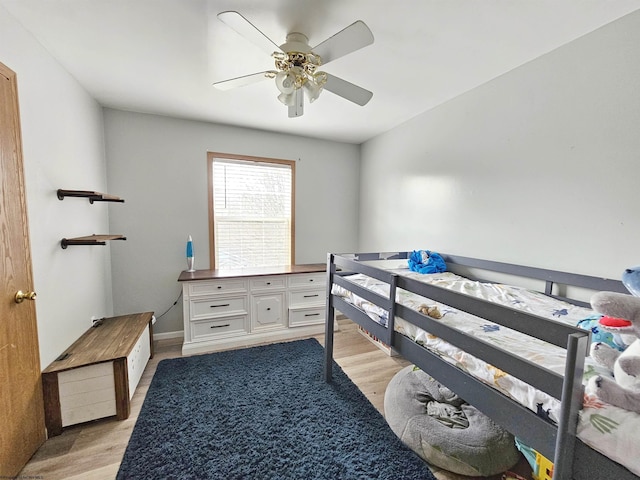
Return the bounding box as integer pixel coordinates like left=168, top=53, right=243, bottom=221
left=623, top=265, right=640, bottom=297
left=408, top=250, right=447, bottom=274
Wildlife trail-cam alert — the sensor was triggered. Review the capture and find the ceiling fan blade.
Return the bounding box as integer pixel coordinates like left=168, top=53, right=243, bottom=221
left=213, top=71, right=275, bottom=91
left=218, top=11, right=281, bottom=54
left=312, top=20, right=374, bottom=65
left=323, top=74, right=373, bottom=106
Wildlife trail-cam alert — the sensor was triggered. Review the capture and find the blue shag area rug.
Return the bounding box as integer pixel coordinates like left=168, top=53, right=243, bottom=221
left=117, top=338, right=436, bottom=480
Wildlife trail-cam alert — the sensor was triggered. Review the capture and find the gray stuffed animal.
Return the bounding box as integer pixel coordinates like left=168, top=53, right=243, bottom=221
left=589, top=290, right=640, bottom=413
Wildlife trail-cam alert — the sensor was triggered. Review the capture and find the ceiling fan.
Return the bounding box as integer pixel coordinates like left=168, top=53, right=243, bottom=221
left=213, top=11, right=374, bottom=118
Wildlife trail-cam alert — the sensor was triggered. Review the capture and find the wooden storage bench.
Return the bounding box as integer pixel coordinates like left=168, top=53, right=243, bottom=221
left=42, top=312, right=154, bottom=437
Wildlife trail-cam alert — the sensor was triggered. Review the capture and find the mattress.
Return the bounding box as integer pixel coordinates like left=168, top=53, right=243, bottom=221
left=331, top=269, right=640, bottom=476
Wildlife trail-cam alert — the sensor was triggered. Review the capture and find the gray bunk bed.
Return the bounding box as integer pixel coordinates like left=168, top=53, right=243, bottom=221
left=323, top=251, right=636, bottom=480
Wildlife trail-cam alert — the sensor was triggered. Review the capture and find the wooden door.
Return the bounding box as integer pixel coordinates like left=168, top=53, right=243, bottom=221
left=0, top=62, right=46, bottom=476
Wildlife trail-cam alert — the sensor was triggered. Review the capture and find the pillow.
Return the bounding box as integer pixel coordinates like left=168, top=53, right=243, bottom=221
left=408, top=250, right=447, bottom=274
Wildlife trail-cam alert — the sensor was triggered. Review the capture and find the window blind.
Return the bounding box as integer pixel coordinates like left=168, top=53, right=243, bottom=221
left=212, top=158, right=292, bottom=268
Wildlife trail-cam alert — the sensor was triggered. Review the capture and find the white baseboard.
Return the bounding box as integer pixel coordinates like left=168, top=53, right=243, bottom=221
left=153, top=330, right=184, bottom=342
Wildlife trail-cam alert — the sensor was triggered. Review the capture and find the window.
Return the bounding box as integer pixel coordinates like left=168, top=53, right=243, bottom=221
left=208, top=152, right=295, bottom=269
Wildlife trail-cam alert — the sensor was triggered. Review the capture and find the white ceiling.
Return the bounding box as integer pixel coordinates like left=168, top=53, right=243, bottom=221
left=3, top=0, right=640, bottom=144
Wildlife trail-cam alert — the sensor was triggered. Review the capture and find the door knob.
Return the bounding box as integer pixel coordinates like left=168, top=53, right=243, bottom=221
left=15, top=290, right=37, bottom=304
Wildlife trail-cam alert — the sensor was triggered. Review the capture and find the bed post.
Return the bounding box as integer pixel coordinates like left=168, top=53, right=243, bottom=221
left=553, top=332, right=589, bottom=480
left=387, top=274, right=398, bottom=347
left=324, top=253, right=336, bottom=382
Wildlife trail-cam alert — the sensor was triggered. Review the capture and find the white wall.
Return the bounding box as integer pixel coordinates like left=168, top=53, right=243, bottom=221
left=0, top=6, right=113, bottom=367
left=360, top=10, right=640, bottom=280
left=104, top=109, right=360, bottom=335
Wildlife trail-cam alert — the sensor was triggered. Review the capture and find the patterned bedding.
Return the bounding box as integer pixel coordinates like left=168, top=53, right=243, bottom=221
left=331, top=269, right=640, bottom=476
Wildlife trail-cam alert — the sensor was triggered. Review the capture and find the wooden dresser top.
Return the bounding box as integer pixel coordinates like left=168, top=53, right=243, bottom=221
left=178, top=263, right=326, bottom=282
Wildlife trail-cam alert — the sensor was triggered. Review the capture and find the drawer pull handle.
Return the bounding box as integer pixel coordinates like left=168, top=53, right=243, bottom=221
left=309, top=279, right=314, bottom=282
left=210, top=304, right=230, bottom=308
left=217, top=286, right=222, bottom=289
left=210, top=324, right=231, bottom=329
left=304, top=313, right=320, bottom=317
left=266, top=282, right=271, bottom=285
left=303, top=294, right=319, bottom=298
left=266, top=307, right=271, bottom=311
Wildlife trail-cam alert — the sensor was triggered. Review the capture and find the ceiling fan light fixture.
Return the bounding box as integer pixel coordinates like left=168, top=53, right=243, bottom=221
left=303, top=79, right=323, bottom=103
left=277, top=91, right=295, bottom=106
left=273, top=52, right=327, bottom=104
left=275, top=70, right=296, bottom=94
left=306, top=71, right=328, bottom=103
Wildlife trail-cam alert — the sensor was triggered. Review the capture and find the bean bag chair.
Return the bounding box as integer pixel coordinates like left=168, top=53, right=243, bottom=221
left=384, top=366, right=520, bottom=476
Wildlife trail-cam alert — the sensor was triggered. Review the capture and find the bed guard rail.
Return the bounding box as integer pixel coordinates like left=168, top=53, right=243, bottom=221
left=322, top=251, right=621, bottom=480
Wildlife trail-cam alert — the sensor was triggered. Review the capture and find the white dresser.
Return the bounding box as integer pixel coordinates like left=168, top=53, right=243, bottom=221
left=179, top=264, right=329, bottom=355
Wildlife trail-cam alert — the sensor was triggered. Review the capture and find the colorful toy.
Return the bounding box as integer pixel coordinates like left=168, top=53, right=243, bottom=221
left=514, top=438, right=553, bottom=480
left=576, top=316, right=626, bottom=351
left=533, top=451, right=554, bottom=480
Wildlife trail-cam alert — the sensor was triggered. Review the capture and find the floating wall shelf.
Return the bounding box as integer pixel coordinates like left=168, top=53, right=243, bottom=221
left=58, top=188, right=127, bottom=249
left=57, top=189, right=124, bottom=204
left=61, top=234, right=127, bottom=249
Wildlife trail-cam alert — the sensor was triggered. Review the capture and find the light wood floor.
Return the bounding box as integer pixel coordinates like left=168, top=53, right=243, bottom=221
left=20, top=319, right=532, bottom=480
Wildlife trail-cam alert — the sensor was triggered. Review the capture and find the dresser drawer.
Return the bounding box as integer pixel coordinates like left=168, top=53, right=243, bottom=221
left=287, top=273, right=325, bottom=289
left=289, top=288, right=325, bottom=307
left=190, top=295, right=247, bottom=320
left=191, top=315, right=248, bottom=340
left=289, top=306, right=325, bottom=327
left=189, top=279, right=247, bottom=297
left=250, top=276, right=286, bottom=291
